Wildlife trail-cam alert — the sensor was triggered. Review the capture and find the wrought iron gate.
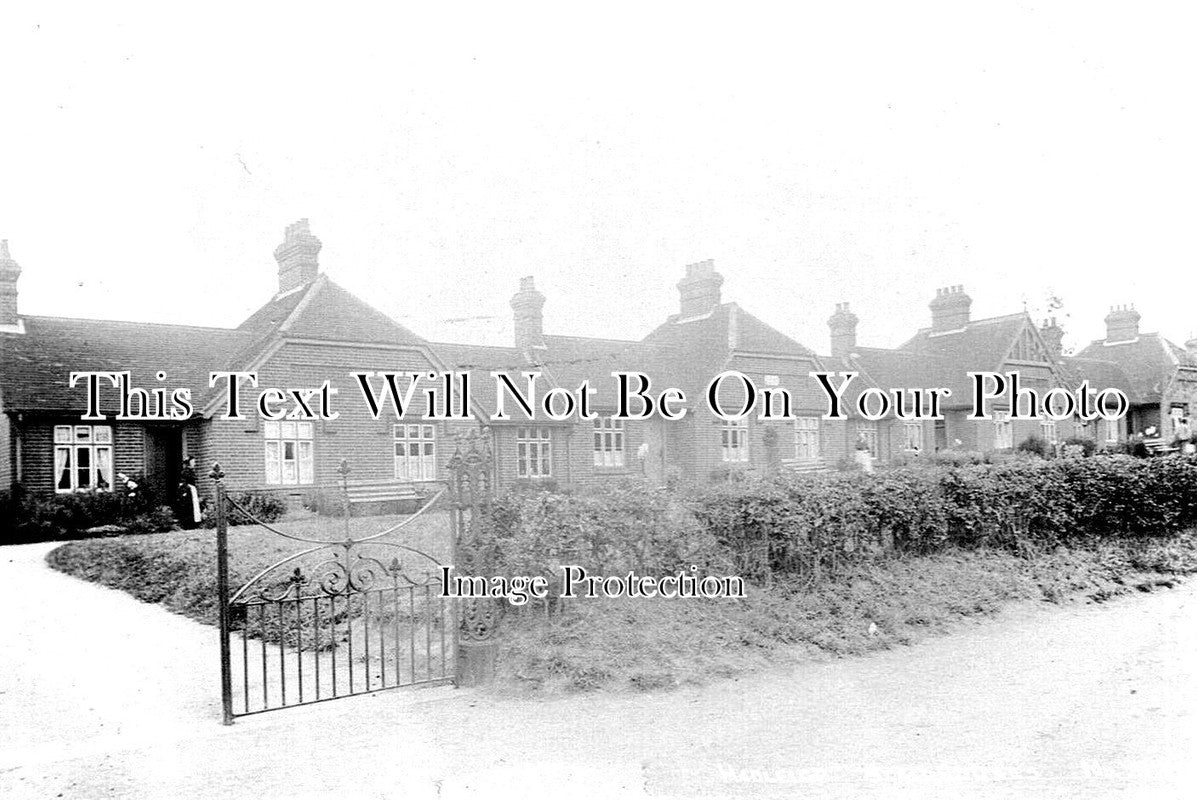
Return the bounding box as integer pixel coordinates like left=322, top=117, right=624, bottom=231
left=213, top=433, right=497, bottom=724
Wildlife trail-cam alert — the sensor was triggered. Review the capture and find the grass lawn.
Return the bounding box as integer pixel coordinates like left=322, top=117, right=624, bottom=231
left=47, top=509, right=453, bottom=628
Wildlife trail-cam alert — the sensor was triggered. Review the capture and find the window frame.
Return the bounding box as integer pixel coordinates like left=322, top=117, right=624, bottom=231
left=394, top=424, right=437, bottom=481
left=264, top=420, right=315, bottom=486
left=516, top=426, right=553, bottom=478
left=721, top=419, right=749, bottom=463
left=592, top=417, right=625, bottom=468
left=994, top=410, right=1013, bottom=449
left=793, top=416, right=820, bottom=460
left=54, top=424, right=114, bottom=493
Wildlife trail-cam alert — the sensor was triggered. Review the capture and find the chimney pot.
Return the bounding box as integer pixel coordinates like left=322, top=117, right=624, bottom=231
left=929, top=284, right=972, bottom=333
left=1104, top=303, right=1141, bottom=343
left=274, top=218, right=322, bottom=295
left=511, top=275, right=546, bottom=350
left=0, top=238, right=21, bottom=326
left=828, top=301, right=859, bottom=357
left=677, top=259, right=724, bottom=317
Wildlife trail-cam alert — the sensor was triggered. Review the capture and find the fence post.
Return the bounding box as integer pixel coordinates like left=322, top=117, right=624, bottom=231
left=212, top=462, right=234, bottom=726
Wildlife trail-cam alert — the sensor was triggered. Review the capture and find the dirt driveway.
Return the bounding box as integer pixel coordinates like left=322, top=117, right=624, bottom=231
left=1, top=540, right=1195, bottom=799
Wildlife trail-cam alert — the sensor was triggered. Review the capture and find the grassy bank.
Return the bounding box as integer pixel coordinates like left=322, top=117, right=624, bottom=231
left=45, top=512, right=451, bottom=627
left=46, top=522, right=1197, bottom=694
left=496, top=534, right=1197, bottom=692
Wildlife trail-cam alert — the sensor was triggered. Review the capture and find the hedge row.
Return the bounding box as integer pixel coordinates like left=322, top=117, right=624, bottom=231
left=695, top=454, right=1197, bottom=581
left=487, top=483, right=723, bottom=581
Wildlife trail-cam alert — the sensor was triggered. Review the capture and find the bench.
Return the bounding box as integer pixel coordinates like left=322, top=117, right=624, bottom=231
left=341, top=481, right=427, bottom=515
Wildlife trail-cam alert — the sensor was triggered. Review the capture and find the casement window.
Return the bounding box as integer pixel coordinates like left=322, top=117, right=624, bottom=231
left=793, top=417, right=820, bottom=460
left=1040, top=419, right=1058, bottom=444
left=593, top=417, right=625, bottom=468
left=54, top=425, right=114, bottom=493
left=856, top=421, right=879, bottom=455
left=1104, top=418, right=1119, bottom=444
left=517, top=427, right=552, bottom=478
left=394, top=424, right=436, bottom=480
left=994, top=410, right=1013, bottom=449
left=264, top=420, right=314, bottom=485
left=903, top=421, right=923, bottom=452
left=721, top=420, right=748, bottom=462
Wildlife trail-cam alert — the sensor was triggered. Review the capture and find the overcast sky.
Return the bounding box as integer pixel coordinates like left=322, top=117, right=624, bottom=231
left=2, top=3, right=1193, bottom=355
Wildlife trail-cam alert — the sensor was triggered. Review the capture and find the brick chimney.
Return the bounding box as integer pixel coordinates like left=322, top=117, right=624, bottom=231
left=273, top=219, right=322, bottom=295
left=1104, top=304, right=1140, bottom=343
left=828, top=302, right=859, bottom=357
left=0, top=240, right=21, bottom=327
left=929, top=285, right=971, bottom=333
left=677, top=260, right=724, bottom=318
left=1040, top=317, right=1064, bottom=358
left=511, top=276, right=546, bottom=350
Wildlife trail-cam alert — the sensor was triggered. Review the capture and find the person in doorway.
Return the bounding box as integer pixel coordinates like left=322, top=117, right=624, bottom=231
left=178, top=456, right=202, bottom=528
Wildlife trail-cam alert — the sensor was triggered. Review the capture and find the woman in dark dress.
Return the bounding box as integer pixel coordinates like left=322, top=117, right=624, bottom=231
left=178, top=456, right=202, bottom=528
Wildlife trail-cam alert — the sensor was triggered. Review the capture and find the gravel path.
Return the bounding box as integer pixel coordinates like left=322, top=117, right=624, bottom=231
left=1, top=541, right=1194, bottom=799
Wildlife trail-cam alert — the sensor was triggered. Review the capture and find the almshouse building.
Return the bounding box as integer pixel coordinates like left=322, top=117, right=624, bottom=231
left=0, top=221, right=1187, bottom=506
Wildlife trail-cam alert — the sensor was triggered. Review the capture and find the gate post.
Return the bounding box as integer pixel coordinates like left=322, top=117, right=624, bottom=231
left=447, top=432, right=500, bottom=687
left=211, top=463, right=234, bottom=726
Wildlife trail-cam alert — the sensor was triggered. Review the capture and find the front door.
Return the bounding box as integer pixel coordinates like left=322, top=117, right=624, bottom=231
left=144, top=427, right=182, bottom=498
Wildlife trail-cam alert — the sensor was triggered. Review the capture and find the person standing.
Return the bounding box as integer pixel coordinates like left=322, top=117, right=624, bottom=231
left=178, top=456, right=202, bottom=528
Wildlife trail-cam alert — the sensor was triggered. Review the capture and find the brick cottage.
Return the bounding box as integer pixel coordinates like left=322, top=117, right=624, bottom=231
left=2, top=222, right=1195, bottom=508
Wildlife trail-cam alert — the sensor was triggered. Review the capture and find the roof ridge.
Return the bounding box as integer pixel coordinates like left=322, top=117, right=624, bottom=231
left=18, top=314, right=240, bottom=332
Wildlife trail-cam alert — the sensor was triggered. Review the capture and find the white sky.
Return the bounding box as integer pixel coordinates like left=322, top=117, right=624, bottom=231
left=2, top=3, right=1194, bottom=354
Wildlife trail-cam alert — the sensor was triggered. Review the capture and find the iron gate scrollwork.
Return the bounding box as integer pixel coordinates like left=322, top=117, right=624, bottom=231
left=214, top=438, right=496, bottom=724
left=445, top=432, right=503, bottom=684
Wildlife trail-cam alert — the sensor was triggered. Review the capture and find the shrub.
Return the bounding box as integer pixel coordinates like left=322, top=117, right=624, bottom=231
left=1015, top=435, right=1051, bottom=458
left=488, top=482, right=722, bottom=587
left=227, top=491, right=288, bottom=525
left=1, top=484, right=176, bottom=543
left=1063, top=436, right=1097, bottom=457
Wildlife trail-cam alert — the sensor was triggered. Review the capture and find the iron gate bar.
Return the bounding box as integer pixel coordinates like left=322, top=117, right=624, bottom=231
left=215, top=433, right=497, bottom=724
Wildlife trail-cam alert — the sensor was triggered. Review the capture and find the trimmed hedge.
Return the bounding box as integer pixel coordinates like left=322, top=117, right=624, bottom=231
left=695, top=454, right=1197, bottom=581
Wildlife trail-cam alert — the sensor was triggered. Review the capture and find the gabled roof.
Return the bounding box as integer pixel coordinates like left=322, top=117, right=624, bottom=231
left=0, top=316, right=248, bottom=414
left=1074, top=332, right=1197, bottom=403
left=639, top=303, right=819, bottom=397
left=899, top=312, right=1029, bottom=369
left=840, top=346, right=972, bottom=405
left=428, top=340, right=534, bottom=419
left=1060, top=356, right=1138, bottom=404
left=1, top=274, right=431, bottom=416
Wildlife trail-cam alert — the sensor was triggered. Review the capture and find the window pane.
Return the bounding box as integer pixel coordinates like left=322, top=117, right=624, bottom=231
left=264, top=441, right=281, bottom=484
left=297, top=422, right=314, bottom=439
left=76, top=446, right=91, bottom=489
left=297, top=441, right=314, bottom=484
left=74, top=426, right=91, bottom=442
left=95, top=447, right=113, bottom=491
left=264, top=421, right=281, bottom=439
left=280, top=421, right=297, bottom=439
left=56, top=447, right=72, bottom=490
left=55, top=426, right=72, bottom=444
left=93, top=426, right=113, bottom=444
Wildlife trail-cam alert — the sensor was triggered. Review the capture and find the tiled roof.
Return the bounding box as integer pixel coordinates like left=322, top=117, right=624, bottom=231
left=1060, top=356, right=1139, bottom=403
left=898, top=313, right=1028, bottom=369
left=842, top=347, right=971, bottom=405
left=1, top=275, right=430, bottom=416
left=428, top=341, right=534, bottom=419
left=1074, top=333, right=1196, bottom=403
left=0, top=316, right=248, bottom=414
left=640, top=303, right=818, bottom=397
